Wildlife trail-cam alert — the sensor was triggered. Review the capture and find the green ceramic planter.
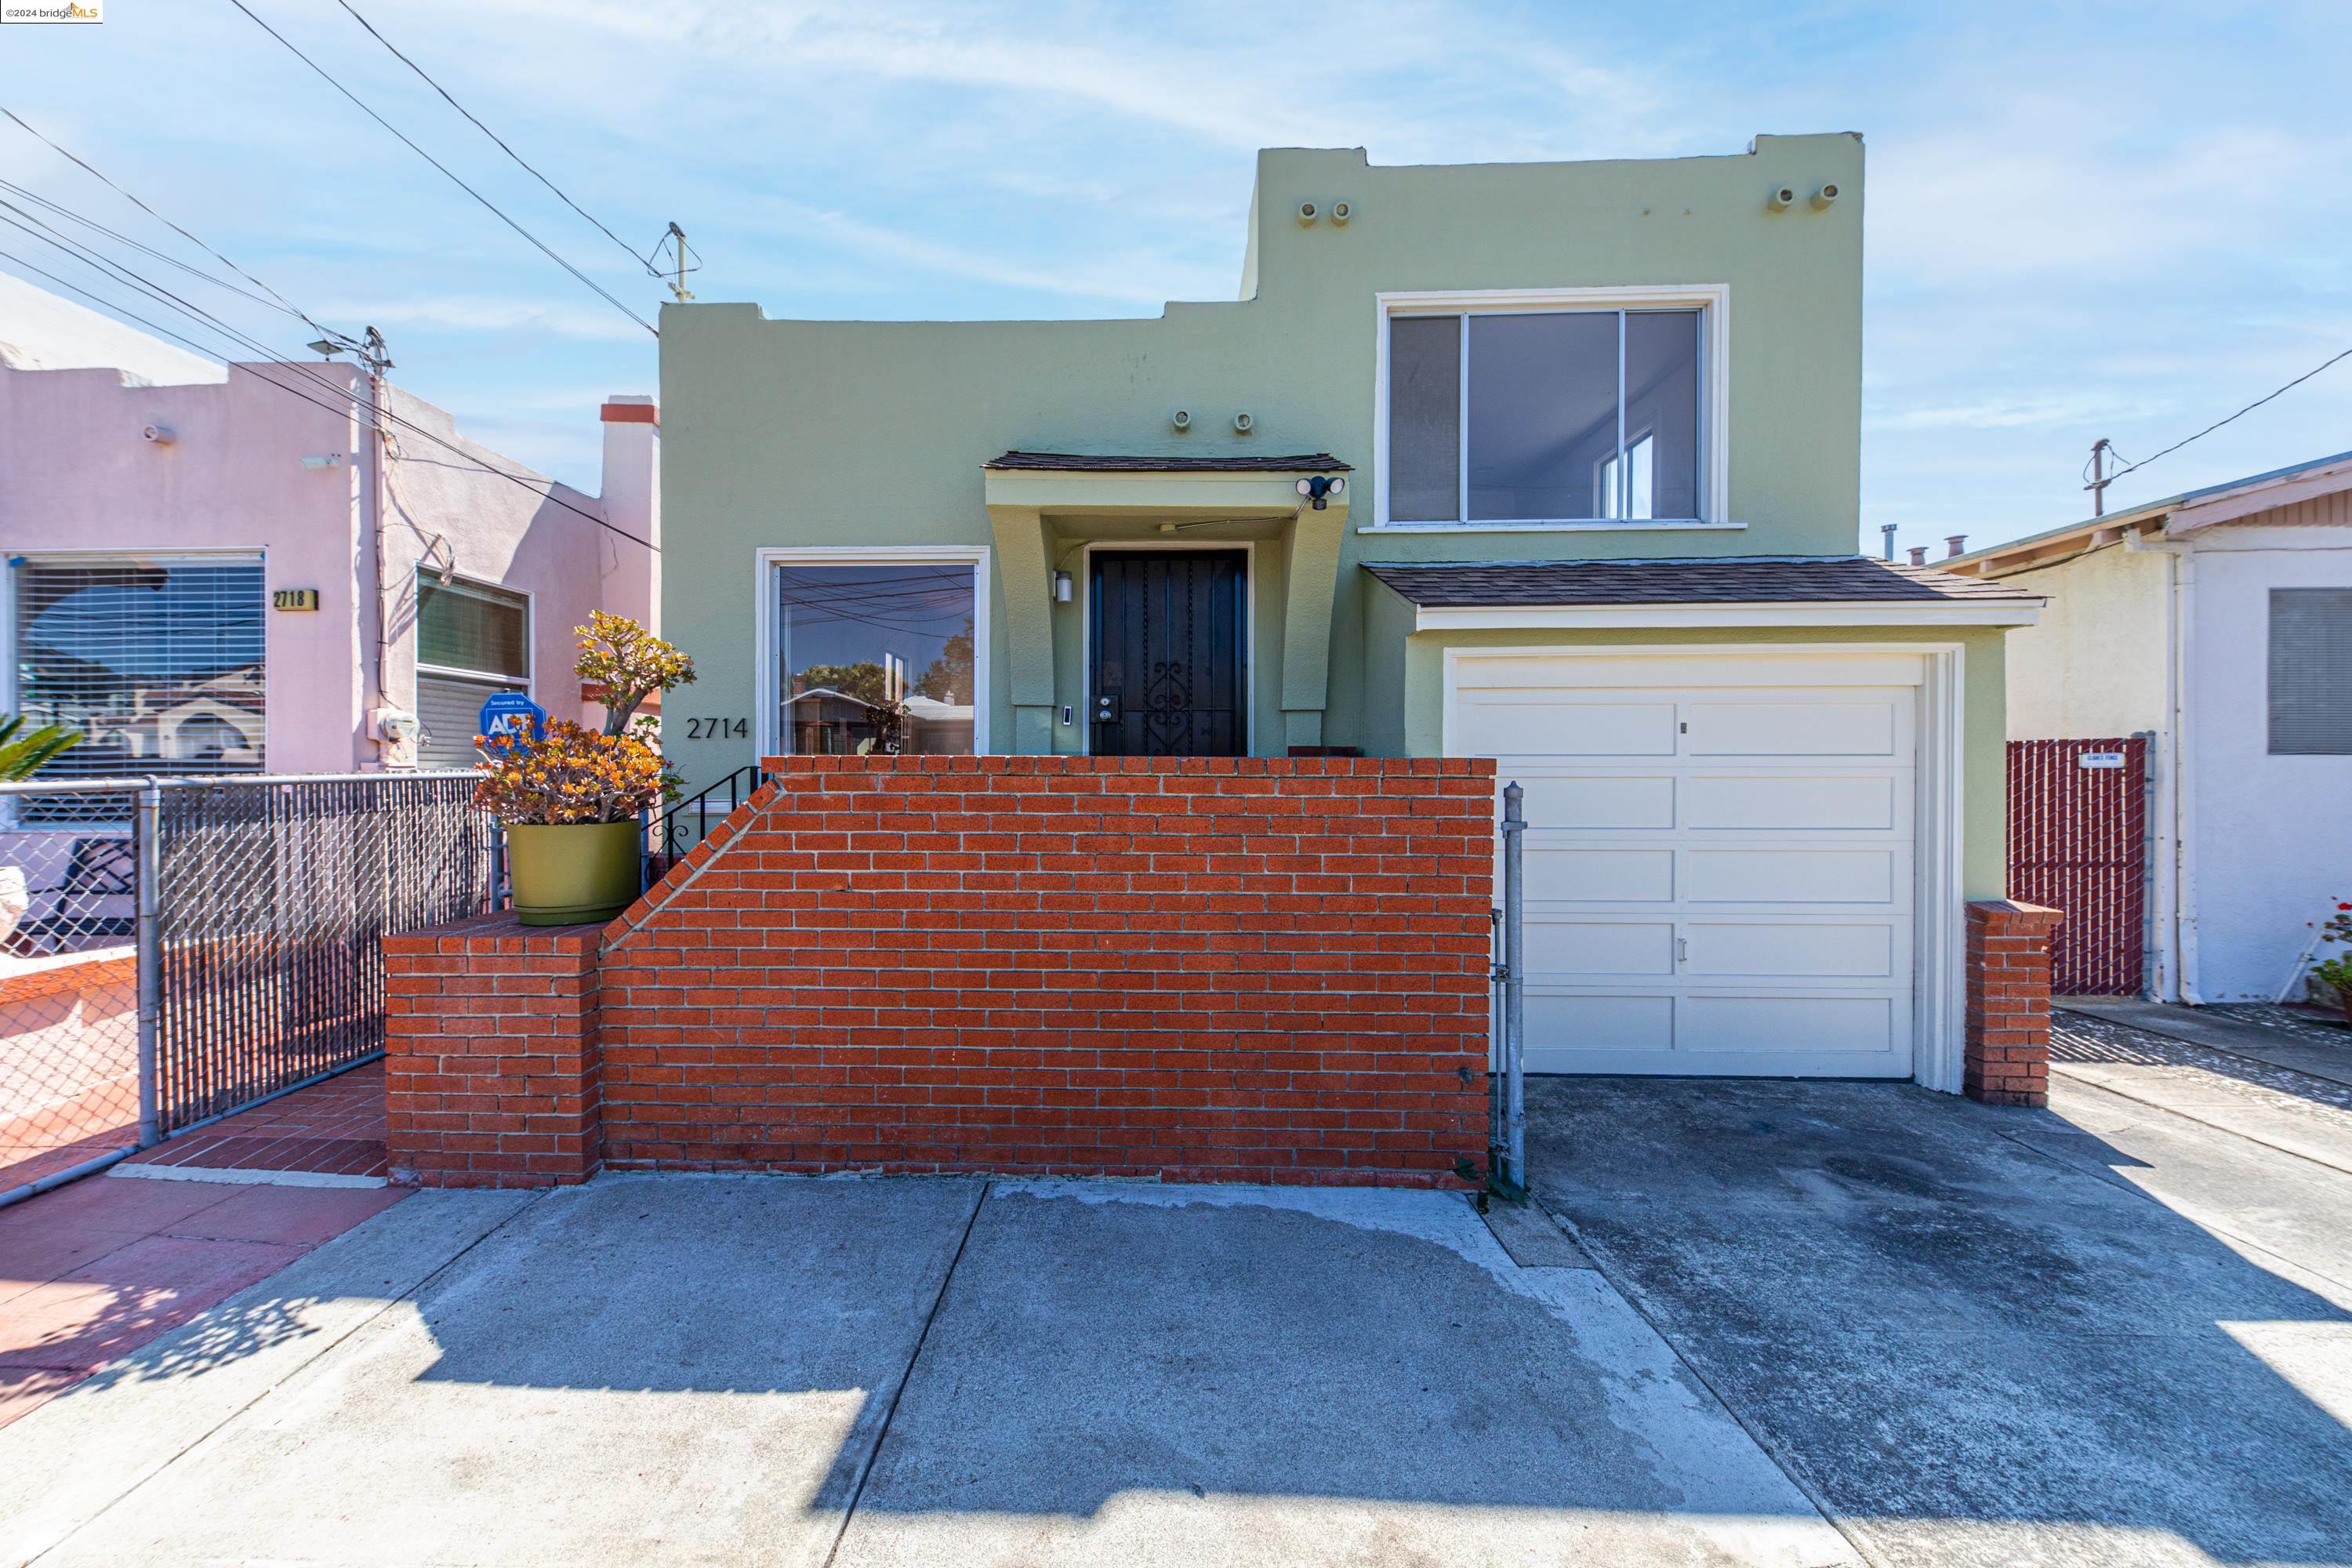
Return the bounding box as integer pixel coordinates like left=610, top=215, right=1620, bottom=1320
left=506, top=819, right=641, bottom=927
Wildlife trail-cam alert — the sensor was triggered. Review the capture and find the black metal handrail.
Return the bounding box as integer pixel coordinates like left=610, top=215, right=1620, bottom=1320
left=643, top=764, right=769, bottom=884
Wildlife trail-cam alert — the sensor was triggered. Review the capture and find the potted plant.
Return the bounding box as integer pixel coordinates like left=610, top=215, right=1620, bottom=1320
left=2308, top=901, right=2352, bottom=1025
left=0, top=713, right=80, bottom=948
left=473, top=616, right=692, bottom=927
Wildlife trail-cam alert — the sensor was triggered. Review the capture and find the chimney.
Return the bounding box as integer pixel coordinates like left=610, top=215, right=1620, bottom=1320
left=1907, top=546, right=1928, bottom=567
left=1946, top=534, right=1968, bottom=558
left=597, top=395, right=660, bottom=636
left=1878, top=523, right=1896, bottom=561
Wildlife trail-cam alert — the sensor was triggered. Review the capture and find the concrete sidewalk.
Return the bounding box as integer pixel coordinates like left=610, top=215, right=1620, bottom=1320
left=0, top=1174, right=1857, bottom=1568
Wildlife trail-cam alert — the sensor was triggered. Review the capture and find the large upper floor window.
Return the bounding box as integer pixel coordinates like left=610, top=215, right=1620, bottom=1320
left=10, top=554, right=267, bottom=789
left=416, top=574, right=530, bottom=771
left=1380, top=290, right=1722, bottom=527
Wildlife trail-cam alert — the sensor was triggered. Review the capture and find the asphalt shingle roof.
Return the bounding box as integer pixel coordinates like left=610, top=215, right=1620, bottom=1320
left=1362, top=556, right=2042, bottom=607
left=985, top=450, right=1351, bottom=473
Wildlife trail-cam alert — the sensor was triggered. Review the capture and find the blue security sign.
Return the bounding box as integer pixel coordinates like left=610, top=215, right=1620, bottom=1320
left=477, top=690, right=548, bottom=749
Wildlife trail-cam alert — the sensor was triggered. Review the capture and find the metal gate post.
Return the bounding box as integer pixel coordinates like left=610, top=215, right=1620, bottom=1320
left=134, top=781, right=162, bottom=1149
left=1497, top=780, right=1527, bottom=1198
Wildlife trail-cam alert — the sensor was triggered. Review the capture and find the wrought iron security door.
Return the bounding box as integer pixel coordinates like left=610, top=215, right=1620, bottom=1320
left=1088, top=550, right=1248, bottom=757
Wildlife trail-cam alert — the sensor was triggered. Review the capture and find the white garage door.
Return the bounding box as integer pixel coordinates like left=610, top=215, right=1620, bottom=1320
left=1454, top=652, right=1918, bottom=1078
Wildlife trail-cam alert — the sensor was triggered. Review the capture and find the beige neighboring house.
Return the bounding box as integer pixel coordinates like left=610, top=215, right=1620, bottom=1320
left=1946, top=451, right=2352, bottom=1004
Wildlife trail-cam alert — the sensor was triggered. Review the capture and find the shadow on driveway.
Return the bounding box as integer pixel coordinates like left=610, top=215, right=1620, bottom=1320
left=1527, top=1075, right=2352, bottom=1567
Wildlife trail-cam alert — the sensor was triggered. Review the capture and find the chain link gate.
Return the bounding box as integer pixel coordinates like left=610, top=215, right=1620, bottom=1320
left=2007, top=736, right=2153, bottom=996
left=2, top=773, right=495, bottom=1199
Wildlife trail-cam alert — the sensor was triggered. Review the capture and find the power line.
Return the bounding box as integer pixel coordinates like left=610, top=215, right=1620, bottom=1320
left=223, top=0, right=657, bottom=337
left=0, top=176, right=310, bottom=323
left=328, top=0, right=662, bottom=281
left=0, top=235, right=657, bottom=553
left=2108, top=347, right=2352, bottom=481
left=0, top=103, right=336, bottom=338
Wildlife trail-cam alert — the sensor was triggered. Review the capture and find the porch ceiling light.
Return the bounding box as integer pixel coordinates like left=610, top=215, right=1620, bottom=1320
left=1296, top=474, right=1345, bottom=510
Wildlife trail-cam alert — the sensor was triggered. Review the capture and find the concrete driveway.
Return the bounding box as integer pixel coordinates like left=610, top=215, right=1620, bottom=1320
left=1528, top=1046, right=2352, bottom=1566
left=3, top=1014, right=2348, bottom=1567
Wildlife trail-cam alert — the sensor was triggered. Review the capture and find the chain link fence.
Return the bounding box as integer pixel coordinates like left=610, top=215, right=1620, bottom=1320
left=0, top=773, right=495, bottom=1198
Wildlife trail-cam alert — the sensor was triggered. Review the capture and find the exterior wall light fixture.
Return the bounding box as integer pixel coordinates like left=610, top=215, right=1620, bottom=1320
left=1295, top=474, right=1345, bottom=510
left=1054, top=570, right=1073, bottom=603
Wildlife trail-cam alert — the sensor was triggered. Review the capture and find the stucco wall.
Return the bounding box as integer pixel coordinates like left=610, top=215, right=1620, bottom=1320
left=2185, top=521, right=2352, bottom=1000
left=0, top=357, right=654, bottom=774
left=1998, top=544, right=2167, bottom=740
left=659, top=135, right=1867, bottom=785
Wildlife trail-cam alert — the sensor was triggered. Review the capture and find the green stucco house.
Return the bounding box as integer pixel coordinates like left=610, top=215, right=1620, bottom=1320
left=658, top=135, right=2042, bottom=1091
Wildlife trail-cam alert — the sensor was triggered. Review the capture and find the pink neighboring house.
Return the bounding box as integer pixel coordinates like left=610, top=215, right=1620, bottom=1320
left=0, top=273, right=659, bottom=779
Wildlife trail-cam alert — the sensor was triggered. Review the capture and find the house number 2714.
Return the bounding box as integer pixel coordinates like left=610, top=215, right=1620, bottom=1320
left=683, top=717, right=748, bottom=739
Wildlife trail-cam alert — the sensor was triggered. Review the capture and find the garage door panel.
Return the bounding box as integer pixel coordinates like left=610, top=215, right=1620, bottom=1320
left=1678, top=994, right=1898, bottom=1058
left=1523, top=994, right=1673, bottom=1071
left=1460, top=699, right=1677, bottom=757
left=1460, top=665, right=1919, bottom=1080
left=1683, top=774, right=1900, bottom=833
left=1526, top=919, right=1676, bottom=977
left=1510, top=773, right=1677, bottom=830
left=1683, top=848, right=1899, bottom=905
left=1683, top=920, right=1899, bottom=979
left=1686, top=700, right=1900, bottom=757
left=1526, top=848, right=1674, bottom=903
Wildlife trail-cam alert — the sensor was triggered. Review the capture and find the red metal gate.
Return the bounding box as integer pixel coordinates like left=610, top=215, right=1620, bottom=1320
left=2007, top=736, right=2148, bottom=996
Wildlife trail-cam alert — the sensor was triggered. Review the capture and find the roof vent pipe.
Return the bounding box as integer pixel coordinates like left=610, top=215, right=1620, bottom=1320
left=1946, top=534, right=1968, bottom=557
left=1907, top=546, right=1929, bottom=567
left=1879, top=523, right=1896, bottom=561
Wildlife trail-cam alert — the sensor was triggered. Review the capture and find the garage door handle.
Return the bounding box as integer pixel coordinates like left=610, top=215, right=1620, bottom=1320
left=1676, top=936, right=1689, bottom=964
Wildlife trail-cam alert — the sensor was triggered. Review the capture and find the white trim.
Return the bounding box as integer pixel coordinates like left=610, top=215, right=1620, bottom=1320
left=1413, top=601, right=2039, bottom=631
left=1372, top=284, right=1731, bottom=530
left=1440, top=640, right=1969, bottom=1094
left=752, top=544, right=993, bottom=761
left=1077, top=539, right=1256, bottom=757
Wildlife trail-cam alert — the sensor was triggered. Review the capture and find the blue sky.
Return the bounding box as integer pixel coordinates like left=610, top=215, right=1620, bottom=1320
left=2, top=0, right=2347, bottom=554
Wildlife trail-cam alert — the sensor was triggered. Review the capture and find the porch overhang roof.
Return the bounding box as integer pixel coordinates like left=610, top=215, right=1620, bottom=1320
left=1366, top=557, right=2044, bottom=630
left=982, top=451, right=1352, bottom=517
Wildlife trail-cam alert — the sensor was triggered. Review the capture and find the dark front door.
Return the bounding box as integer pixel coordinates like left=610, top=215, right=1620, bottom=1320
left=1089, top=550, right=1248, bottom=756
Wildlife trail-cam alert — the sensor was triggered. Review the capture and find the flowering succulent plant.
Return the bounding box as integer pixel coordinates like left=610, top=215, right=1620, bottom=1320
left=471, top=720, right=676, bottom=826
left=2310, top=899, right=2352, bottom=1000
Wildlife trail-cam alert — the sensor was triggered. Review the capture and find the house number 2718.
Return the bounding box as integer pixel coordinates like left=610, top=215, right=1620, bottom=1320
left=683, top=717, right=748, bottom=739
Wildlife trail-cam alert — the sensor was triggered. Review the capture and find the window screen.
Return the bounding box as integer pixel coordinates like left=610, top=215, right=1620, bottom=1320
left=417, top=575, right=528, bottom=680
left=13, top=556, right=267, bottom=800
left=2270, top=588, right=2352, bottom=754
left=415, top=574, right=529, bottom=770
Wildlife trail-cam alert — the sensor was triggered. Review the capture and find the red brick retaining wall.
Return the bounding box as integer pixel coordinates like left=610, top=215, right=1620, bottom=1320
left=382, top=913, right=601, bottom=1187
left=1964, top=899, right=2064, bottom=1107
left=596, top=756, right=1497, bottom=1187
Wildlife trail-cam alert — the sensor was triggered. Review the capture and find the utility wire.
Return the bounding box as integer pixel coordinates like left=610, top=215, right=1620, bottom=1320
left=0, top=176, right=310, bottom=323
left=223, top=0, right=658, bottom=337
left=0, top=103, right=336, bottom=338
left=0, top=234, right=657, bottom=552
left=2109, top=347, right=2352, bottom=480
left=328, top=0, right=662, bottom=281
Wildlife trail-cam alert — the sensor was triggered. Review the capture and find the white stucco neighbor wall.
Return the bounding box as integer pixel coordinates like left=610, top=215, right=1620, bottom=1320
left=0, top=299, right=655, bottom=774
left=2000, top=544, right=2168, bottom=739
left=2184, top=520, right=2352, bottom=1001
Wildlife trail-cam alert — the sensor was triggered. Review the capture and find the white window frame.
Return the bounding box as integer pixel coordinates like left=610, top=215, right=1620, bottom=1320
left=413, top=570, right=535, bottom=699
left=753, top=544, right=993, bottom=761
left=1370, top=285, right=1734, bottom=533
